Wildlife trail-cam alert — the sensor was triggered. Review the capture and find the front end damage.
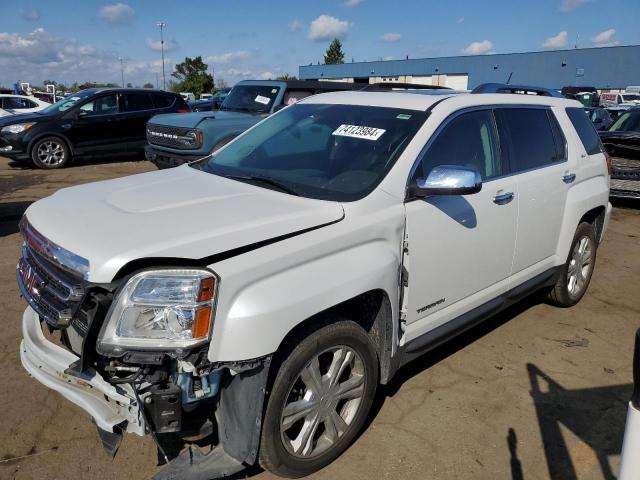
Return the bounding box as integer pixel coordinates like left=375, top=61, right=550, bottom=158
left=17, top=218, right=271, bottom=479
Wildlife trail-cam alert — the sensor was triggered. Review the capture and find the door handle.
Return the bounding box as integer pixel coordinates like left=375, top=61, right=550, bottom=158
left=562, top=173, right=576, bottom=184
left=493, top=192, right=514, bottom=205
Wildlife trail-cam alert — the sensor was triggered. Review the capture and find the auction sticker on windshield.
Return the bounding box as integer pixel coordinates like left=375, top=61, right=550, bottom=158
left=255, top=95, right=271, bottom=105
left=332, top=124, right=386, bottom=141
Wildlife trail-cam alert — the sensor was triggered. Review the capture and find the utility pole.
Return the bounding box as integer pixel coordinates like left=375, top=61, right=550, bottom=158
left=119, top=57, right=125, bottom=87
left=157, top=21, right=166, bottom=90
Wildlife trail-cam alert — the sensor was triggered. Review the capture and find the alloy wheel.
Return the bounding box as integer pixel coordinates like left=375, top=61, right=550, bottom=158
left=36, top=140, right=65, bottom=167
left=567, top=235, right=593, bottom=298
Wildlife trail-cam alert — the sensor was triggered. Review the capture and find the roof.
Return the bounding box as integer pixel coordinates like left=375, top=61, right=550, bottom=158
left=300, top=90, right=581, bottom=111
left=77, top=87, right=177, bottom=95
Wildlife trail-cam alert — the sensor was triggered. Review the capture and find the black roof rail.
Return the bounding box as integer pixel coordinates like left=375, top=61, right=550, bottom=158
left=472, top=83, right=563, bottom=98
left=360, top=82, right=452, bottom=91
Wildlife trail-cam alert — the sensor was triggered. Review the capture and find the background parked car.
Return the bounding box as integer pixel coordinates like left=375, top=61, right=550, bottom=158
left=188, top=88, right=231, bottom=112
left=599, top=107, right=640, bottom=198
left=584, top=107, right=614, bottom=131
left=0, top=94, right=50, bottom=117
left=600, top=92, right=640, bottom=109
left=145, top=80, right=360, bottom=169
left=561, top=86, right=599, bottom=107
left=0, top=88, right=190, bottom=169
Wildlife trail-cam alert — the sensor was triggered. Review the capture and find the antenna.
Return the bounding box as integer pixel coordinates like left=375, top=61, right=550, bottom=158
left=506, top=72, right=513, bottom=85
left=574, top=33, right=579, bottom=49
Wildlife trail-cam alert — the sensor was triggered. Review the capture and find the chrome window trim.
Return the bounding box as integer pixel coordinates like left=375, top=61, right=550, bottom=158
left=405, top=104, right=569, bottom=199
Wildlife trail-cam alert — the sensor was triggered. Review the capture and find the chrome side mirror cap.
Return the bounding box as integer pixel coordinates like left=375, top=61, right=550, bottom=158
left=410, top=164, right=482, bottom=198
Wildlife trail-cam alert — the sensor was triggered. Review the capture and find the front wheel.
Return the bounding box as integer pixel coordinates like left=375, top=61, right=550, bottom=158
left=259, top=320, right=378, bottom=478
left=548, top=222, right=598, bottom=307
left=31, top=137, right=70, bottom=169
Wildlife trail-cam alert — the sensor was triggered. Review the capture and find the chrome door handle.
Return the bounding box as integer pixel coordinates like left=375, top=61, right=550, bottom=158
left=493, top=192, right=514, bottom=205
left=562, top=173, right=576, bottom=184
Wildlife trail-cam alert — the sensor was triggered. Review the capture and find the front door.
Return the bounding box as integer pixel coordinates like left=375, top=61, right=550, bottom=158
left=64, top=93, right=122, bottom=152
left=403, top=108, right=517, bottom=339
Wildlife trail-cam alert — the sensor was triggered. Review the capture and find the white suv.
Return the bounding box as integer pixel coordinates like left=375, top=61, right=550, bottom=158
left=17, top=85, right=611, bottom=479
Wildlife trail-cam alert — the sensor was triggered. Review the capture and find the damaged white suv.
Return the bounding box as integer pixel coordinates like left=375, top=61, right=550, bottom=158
left=17, top=84, right=611, bottom=479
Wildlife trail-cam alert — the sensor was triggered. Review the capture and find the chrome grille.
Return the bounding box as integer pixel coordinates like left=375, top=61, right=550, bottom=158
left=147, top=124, right=200, bottom=149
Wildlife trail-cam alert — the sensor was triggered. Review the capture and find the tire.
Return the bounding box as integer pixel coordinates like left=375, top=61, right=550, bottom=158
left=259, top=320, right=378, bottom=478
left=548, top=222, right=598, bottom=307
left=31, top=136, right=70, bottom=169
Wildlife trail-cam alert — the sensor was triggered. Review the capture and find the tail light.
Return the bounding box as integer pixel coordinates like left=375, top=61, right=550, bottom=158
left=604, top=151, right=612, bottom=176
left=177, top=107, right=190, bottom=113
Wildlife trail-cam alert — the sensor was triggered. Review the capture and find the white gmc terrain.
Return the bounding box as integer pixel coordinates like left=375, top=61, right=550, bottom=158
left=17, top=84, right=611, bottom=479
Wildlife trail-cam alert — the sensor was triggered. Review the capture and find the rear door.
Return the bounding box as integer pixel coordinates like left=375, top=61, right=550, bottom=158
left=119, top=92, right=156, bottom=146
left=496, top=107, right=573, bottom=278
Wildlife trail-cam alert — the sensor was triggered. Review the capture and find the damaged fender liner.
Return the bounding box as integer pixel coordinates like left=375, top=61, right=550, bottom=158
left=113, top=215, right=344, bottom=280
left=154, top=356, right=272, bottom=480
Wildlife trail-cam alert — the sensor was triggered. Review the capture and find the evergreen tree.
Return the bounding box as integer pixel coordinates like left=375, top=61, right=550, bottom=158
left=324, top=38, right=345, bottom=65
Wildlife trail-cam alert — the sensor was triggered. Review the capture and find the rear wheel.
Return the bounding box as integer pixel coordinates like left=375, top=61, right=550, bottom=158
left=548, top=222, right=597, bottom=307
left=31, top=137, right=70, bottom=169
left=259, top=320, right=378, bottom=478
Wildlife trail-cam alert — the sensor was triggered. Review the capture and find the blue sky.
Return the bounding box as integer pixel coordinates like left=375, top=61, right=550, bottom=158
left=0, top=0, right=638, bottom=88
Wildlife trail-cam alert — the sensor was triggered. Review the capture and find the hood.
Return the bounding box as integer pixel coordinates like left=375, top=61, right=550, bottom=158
left=149, top=109, right=261, bottom=129
left=25, top=166, right=344, bottom=283
left=0, top=111, right=53, bottom=126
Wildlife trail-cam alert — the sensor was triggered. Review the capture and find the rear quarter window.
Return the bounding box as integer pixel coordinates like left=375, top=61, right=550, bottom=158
left=565, top=107, right=604, bottom=155
left=152, top=94, right=175, bottom=109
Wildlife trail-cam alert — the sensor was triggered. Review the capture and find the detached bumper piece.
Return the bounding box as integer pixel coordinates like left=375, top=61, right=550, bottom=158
left=20, top=307, right=144, bottom=435
left=619, top=328, right=640, bottom=480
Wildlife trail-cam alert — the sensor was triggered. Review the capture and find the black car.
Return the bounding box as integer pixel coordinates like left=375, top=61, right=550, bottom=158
left=599, top=107, right=640, bottom=198
left=584, top=107, right=613, bottom=131
left=0, top=88, right=190, bottom=169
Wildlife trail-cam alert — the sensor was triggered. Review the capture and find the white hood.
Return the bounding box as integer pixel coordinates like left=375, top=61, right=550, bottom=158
left=25, top=165, right=344, bottom=282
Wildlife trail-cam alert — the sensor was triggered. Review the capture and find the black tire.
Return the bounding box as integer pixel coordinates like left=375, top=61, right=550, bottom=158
left=548, top=221, right=598, bottom=307
left=30, top=136, right=70, bottom=169
left=259, top=320, right=378, bottom=478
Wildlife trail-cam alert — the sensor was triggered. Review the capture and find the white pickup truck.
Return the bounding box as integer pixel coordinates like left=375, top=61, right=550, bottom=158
left=17, top=84, right=611, bottom=479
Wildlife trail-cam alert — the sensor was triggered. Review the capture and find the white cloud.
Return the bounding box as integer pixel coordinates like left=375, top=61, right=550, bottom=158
left=258, top=71, right=278, bottom=80
left=145, top=38, right=177, bottom=52
left=308, top=15, right=349, bottom=42
left=289, top=20, right=303, bottom=32
left=380, top=33, right=401, bottom=42
left=206, top=51, right=252, bottom=64
left=461, top=40, right=494, bottom=55
left=560, top=0, right=588, bottom=12
left=19, top=8, right=39, bottom=21
left=98, top=3, right=134, bottom=24
left=343, top=0, right=364, bottom=6
left=542, top=31, right=568, bottom=49
left=591, top=28, right=618, bottom=47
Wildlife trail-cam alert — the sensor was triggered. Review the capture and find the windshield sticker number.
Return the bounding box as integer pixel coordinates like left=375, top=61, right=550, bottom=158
left=396, top=114, right=412, bottom=120
left=255, top=95, right=270, bottom=105
left=332, top=124, right=386, bottom=141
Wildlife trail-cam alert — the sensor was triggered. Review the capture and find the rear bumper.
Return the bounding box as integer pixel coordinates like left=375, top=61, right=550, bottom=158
left=145, top=145, right=207, bottom=169
left=20, top=306, right=144, bottom=435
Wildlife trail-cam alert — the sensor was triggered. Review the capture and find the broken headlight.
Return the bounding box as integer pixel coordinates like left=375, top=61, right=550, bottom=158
left=97, top=269, right=217, bottom=355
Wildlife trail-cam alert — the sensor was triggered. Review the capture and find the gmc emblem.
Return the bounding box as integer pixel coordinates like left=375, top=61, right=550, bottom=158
left=19, top=260, right=44, bottom=297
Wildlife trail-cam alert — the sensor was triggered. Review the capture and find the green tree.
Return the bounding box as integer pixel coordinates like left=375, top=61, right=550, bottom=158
left=276, top=74, right=298, bottom=80
left=126, top=82, right=133, bottom=88
left=142, top=82, right=154, bottom=88
left=171, top=56, right=213, bottom=96
left=324, top=38, right=345, bottom=65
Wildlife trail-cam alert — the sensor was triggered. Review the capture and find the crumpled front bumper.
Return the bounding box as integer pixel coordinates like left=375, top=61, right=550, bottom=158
left=19, top=306, right=144, bottom=435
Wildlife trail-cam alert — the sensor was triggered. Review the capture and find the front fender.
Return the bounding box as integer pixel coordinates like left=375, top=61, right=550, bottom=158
left=207, top=203, right=405, bottom=362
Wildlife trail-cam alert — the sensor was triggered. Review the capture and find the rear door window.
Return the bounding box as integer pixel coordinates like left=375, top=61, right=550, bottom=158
left=152, top=94, right=174, bottom=108
left=566, top=107, right=604, bottom=155
left=121, top=93, right=153, bottom=112
left=496, top=108, right=564, bottom=173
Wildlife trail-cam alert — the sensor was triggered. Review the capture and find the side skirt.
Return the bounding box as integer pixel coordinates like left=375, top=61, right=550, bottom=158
left=399, top=267, right=560, bottom=367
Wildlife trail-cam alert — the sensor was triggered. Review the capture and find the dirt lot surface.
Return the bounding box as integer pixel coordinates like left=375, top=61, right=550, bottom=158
left=1, top=156, right=639, bottom=480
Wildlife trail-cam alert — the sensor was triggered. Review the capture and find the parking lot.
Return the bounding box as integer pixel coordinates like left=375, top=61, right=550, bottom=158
left=0, top=156, right=637, bottom=479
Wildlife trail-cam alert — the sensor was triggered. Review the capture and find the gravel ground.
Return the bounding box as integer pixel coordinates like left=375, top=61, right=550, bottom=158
left=1, top=156, right=639, bottom=480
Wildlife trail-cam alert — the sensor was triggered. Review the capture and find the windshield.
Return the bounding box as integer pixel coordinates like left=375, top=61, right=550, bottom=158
left=220, top=85, right=281, bottom=113
left=40, top=90, right=96, bottom=114
left=622, top=94, right=640, bottom=102
left=192, top=103, right=428, bottom=201
left=609, top=111, right=640, bottom=132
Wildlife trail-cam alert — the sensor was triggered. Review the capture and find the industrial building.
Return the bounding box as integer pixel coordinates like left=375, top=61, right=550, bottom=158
left=298, top=44, right=640, bottom=91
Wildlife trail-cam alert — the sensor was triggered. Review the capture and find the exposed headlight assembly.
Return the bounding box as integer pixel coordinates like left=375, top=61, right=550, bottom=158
left=1, top=122, right=36, bottom=134
left=97, top=269, right=218, bottom=355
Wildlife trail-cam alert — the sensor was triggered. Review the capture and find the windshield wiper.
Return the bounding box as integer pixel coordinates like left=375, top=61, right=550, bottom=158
left=221, top=174, right=300, bottom=196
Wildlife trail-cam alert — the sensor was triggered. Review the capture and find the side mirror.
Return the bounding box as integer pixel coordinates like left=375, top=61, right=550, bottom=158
left=75, top=110, right=89, bottom=119
left=410, top=165, right=482, bottom=198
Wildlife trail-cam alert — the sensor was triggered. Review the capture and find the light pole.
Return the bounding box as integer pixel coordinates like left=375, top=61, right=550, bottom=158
left=157, top=21, right=166, bottom=90
left=119, top=57, right=125, bottom=87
